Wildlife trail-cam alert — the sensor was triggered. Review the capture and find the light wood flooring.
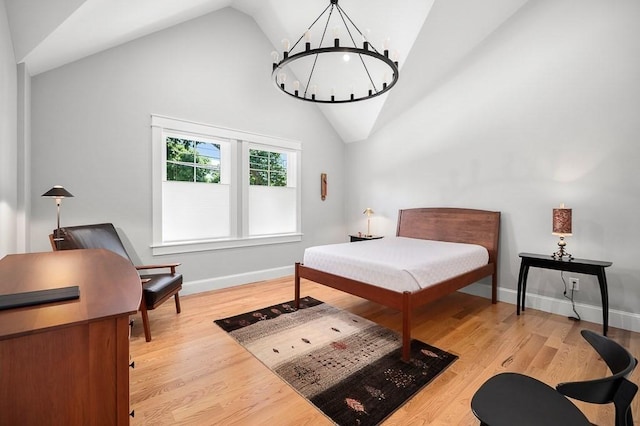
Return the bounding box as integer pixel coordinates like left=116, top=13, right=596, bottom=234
left=129, top=277, right=640, bottom=425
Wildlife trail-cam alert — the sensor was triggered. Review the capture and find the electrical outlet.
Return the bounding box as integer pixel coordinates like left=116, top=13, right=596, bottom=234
left=570, top=277, right=579, bottom=291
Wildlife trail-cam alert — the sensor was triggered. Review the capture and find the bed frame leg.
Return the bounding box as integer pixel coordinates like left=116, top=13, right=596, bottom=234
left=294, top=262, right=301, bottom=309
left=402, top=291, right=411, bottom=362
left=491, top=270, right=498, bottom=304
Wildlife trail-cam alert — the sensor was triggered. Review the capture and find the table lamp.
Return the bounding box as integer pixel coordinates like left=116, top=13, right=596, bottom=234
left=552, top=203, right=572, bottom=260
left=42, top=185, right=74, bottom=249
left=363, top=208, right=374, bottom=237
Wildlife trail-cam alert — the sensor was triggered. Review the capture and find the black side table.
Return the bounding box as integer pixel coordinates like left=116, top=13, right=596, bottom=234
left=349, top=235, right=383, bottom=242
left=517, top=252, right=612, bottom=335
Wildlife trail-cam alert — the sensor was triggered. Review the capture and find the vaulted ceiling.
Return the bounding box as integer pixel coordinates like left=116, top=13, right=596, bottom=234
left=3, top=0, right=528, bottom=142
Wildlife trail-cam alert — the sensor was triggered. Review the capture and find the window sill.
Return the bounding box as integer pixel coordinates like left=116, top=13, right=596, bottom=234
left=151, top=233, right=303, bottom=256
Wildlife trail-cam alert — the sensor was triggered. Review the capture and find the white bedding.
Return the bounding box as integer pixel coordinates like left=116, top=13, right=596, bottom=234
left=302, top=236, right=489, bottom=293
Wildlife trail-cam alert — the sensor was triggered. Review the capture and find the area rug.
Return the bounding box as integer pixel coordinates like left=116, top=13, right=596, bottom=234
left=214, top=296, right=458, bottom=425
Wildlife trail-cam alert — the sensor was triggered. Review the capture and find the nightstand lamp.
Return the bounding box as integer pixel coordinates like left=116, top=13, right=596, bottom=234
left=363, top=208, right=374, bottom=237
left=552, top=203, right=572, bottom=260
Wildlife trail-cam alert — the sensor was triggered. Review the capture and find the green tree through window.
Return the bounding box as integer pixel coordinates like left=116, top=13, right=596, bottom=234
left=166, top=137, right=220, bottom=183
left=249, top=150, right=287, bottom=186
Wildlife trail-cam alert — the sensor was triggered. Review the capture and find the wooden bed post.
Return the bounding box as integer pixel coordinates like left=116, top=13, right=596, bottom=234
left=294, top=262, right=301, bottom=309
left=402, top=291, right=411, bottom=362
left=492, top=269, right=498, bottom=304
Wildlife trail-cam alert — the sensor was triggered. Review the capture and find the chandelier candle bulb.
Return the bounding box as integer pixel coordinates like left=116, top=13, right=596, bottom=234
left=362, top=29, right=370, bottom=48
left=304, top=30, right=311, bottom=50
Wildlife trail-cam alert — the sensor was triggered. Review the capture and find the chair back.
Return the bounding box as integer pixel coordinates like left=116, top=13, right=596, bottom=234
left=583, top=330, right=637, bottom=377
left=55, top=223, right=132, bottom=263
left=557, top=330, right=638, bottom=426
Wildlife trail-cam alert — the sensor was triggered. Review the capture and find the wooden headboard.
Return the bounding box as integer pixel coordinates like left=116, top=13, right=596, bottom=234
left=396, top=208, right=501, bottom=265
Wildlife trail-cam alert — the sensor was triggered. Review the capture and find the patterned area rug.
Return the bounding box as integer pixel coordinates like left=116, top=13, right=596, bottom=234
left=215, top=297, right=458, bottom=425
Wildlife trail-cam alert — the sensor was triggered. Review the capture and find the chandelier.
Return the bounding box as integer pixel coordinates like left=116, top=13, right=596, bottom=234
left=271, top=0, right=399, bottom=104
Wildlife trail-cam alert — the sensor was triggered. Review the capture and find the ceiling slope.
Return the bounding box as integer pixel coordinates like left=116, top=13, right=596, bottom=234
left=4, top=0, right=528, bottom=143
left=372, top=0, right=530, bottom=137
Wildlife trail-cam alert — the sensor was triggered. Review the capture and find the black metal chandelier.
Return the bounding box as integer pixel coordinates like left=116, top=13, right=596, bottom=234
left=271, top=0, right=399, bottom=104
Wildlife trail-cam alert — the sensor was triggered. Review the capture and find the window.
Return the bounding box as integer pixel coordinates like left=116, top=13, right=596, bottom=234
left=247, top=146, right=297, bottom=237
left=151, top=115, right=301, bottom=255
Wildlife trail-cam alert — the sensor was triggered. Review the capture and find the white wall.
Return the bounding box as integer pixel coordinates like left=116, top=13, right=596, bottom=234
left=346, top=0, right=640, bottom=324
left=16, top=62, right=31, bottom=253
left=0, top=0, right=18, bottom=258
left=29, top=8, right=345, bottom=291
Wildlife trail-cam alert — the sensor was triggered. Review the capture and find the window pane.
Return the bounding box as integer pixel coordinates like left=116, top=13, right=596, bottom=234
left=195, top=167, right=220, bottom=183
left=249, top=150, right=288, bottom=187
left=269, top=171, right=287, bottom=187
left=269, top=153, right=286, bottom=169
left=250, top=169, right=268, bottom=186
left=167, top=163, right=194, bottom=182
left=166, top=138, right=195, bottom=163
left=196, top=141, right=220, bottom=163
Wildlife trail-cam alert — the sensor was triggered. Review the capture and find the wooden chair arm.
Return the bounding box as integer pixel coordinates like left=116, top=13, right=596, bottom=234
left=136, top=263, right=181, bottom=274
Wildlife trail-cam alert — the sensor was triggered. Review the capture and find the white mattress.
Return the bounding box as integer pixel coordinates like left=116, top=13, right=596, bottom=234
left=302, top=236, right=489, bottom=293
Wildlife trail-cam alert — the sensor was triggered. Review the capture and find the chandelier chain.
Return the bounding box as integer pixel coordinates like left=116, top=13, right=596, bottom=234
left=303, top=3, right=335, bottom=98
left=334, top=4, right=379, bottom=94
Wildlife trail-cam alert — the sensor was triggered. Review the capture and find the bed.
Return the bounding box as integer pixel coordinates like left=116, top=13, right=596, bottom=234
left=295, top=207, right=501, bottom=361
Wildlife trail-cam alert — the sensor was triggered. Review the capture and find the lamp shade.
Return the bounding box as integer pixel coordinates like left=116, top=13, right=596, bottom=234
left=363, top=208, right=374, bottom=217
left=42, top=185, right=74, bottom=199
left=552, top=204, right=572, bottom=236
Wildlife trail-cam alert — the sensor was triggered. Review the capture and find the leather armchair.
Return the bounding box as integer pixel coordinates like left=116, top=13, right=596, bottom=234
left=50, top=223, right=182, bottom=342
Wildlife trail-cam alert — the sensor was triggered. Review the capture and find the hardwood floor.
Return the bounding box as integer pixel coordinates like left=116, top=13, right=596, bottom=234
left=129, top=277, right=640, bottom=425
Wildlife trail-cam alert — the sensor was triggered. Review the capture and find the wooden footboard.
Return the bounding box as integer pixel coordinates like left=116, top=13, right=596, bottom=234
left=295, top=261, right=496, bottom=361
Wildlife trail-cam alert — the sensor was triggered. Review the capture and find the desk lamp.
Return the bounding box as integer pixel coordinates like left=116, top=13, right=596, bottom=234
left=42, top=185, right=74, bottom=249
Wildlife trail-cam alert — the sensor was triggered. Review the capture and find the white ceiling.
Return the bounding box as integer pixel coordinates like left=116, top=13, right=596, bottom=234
left=3, top=0, right=528, bottom=143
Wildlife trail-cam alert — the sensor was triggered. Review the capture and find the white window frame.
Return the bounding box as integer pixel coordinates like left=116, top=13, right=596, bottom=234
left=151, top=115, right=302, bottom=255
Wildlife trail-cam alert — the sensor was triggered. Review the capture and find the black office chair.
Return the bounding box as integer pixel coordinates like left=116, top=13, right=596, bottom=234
left=471, top=330, right=638, bottom=426
left=50, top=223, right=183, bottom=342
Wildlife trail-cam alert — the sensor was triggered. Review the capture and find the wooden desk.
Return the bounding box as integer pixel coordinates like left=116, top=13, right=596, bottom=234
left=516, top=252, right=612, bottom=335
left=0, top=249, right=141, bottom=425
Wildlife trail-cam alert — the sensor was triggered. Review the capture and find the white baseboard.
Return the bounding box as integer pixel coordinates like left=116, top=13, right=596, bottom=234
left=181, top=265, right=295, bottom=295
left=181, top=269, right=640, bottom=334
left=460, top=283, right=640, bottom=334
